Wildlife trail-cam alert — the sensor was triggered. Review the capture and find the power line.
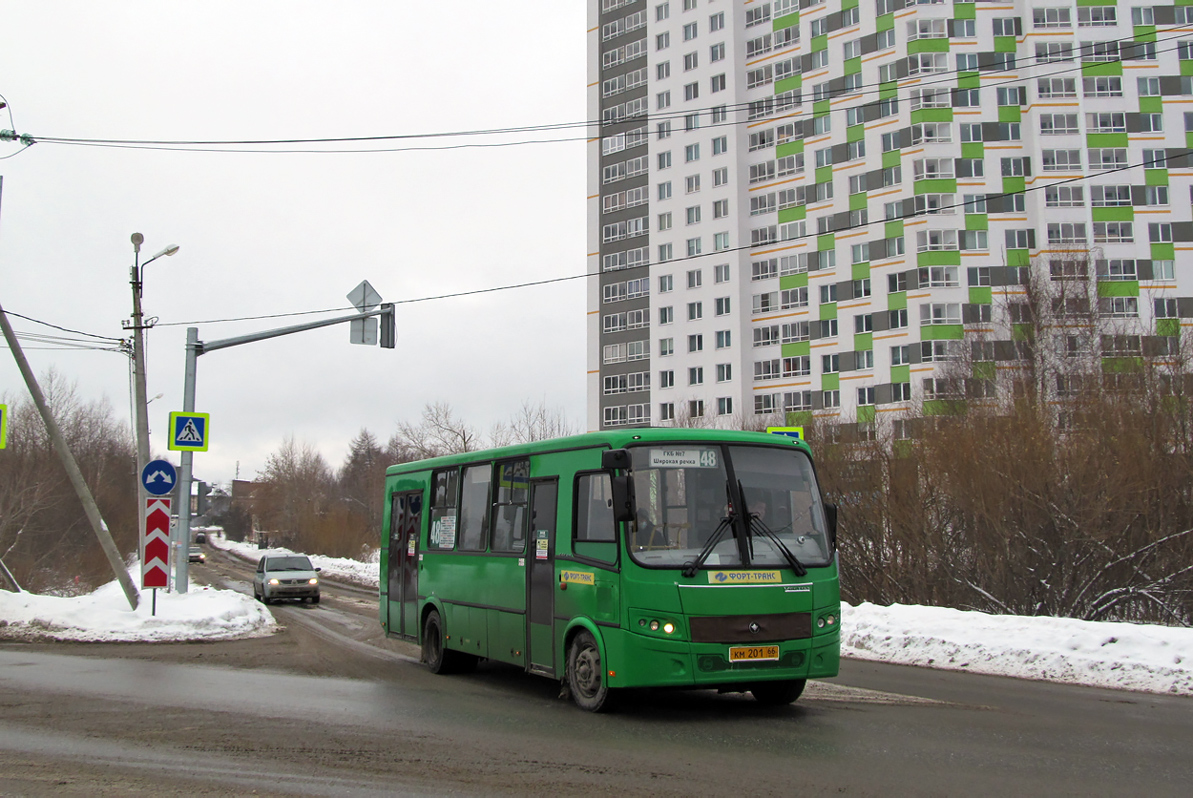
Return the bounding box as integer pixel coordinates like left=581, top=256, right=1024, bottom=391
left=1, top=310, right=124, bottom=342
left=10, top=25, right=1192, bottom=156
left=147, top=147, right=1188, bottom=331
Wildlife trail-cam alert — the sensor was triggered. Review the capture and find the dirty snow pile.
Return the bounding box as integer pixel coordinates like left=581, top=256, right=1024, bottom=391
left=207, top=532, right=379, bottom=588
left=0, top=578, right=276, bottom=643
left=842, top=602, right=1193, bottom=696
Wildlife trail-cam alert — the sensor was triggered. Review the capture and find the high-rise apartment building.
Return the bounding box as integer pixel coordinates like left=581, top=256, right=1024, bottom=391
left=587, top=0, right=1193, bottom=433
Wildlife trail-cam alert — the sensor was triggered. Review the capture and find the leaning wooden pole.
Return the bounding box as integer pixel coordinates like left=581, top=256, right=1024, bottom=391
left=0, top=179, right=139, bottom=609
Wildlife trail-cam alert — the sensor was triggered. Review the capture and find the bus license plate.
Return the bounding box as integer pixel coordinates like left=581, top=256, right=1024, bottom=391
left=728, top=645, right=780, bottom=662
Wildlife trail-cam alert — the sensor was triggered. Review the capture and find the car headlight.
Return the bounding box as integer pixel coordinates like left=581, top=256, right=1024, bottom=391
left=308, top=578, right=318, bottom=586
left=268, top=578, right=280, bottom=585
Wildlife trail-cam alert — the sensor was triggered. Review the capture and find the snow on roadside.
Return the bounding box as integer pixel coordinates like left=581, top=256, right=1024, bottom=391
left=3, top=529, right=1190, bottom=697
left=205, top=530, right=379, bottom=589
left=0, top=578, right=276, bottom=643
left=843, top=602, right=1193, bottom=696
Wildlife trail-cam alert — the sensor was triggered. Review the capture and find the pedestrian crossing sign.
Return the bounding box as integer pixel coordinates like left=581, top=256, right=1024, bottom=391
left=168, top=411, right=210, bottom=452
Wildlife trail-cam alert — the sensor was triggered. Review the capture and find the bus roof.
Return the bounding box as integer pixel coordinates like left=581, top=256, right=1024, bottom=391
left=384, top=427, right=812, bottom=476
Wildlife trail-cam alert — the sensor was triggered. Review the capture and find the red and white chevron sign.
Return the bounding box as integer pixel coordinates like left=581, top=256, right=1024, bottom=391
left=143, top=497, right=171, bottom=589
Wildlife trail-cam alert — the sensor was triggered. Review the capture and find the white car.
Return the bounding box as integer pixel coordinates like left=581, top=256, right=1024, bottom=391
left=253, top=554, right=321, bottom=604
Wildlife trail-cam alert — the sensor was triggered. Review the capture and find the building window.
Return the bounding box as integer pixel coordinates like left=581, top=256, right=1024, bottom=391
left=688, top=301, right=703, bottom=320
left=717, top=363, right=732, bottom=382
left=688, top=334, right=703, bottom=352
left=715, top=330, right=731, bottom=349
left=659, top=337, right=674, bottom=356
left=716, top=397, right=733, bottom=416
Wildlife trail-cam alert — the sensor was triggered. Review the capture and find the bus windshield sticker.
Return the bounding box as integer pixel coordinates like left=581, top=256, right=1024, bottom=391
left=648, top=448, right=719, bottom=469
left=432, top=515, right=457, bottom=548
left=708, top=570, right=782, bottom=584
left=560, top=570, right=595, bottom=585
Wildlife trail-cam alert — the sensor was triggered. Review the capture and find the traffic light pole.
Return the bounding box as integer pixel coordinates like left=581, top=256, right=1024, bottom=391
left=173, top=304, right=393, bottom=592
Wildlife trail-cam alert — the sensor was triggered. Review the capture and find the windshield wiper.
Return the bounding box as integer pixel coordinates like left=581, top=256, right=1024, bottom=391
left=739, top=481, right=807, bottom=577
left=682, top=514, right=734, bottom=578
left=682, top=485, right=737, bottom=578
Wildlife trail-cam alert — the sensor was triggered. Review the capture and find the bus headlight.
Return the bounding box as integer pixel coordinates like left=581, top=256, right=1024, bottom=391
left=663, top=622, right=675, bottom=635
left=817, top=612, right=838, bottom=629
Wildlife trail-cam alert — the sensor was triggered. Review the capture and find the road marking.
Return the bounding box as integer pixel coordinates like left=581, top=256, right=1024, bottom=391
left=804, top=681, right=947, bottom=706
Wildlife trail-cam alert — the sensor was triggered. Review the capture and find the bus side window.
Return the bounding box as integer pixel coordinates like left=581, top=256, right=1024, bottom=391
left=574, top=473, right=618, bottom=564
left=491, top=459, right=529, bottom=553
left=428, top=468, right=459, bottom=550
left=458, top=464, right=492, bottom=552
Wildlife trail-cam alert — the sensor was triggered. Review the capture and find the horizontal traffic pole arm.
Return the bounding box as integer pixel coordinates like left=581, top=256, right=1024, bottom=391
left=195, top=305, right=392, bottom=355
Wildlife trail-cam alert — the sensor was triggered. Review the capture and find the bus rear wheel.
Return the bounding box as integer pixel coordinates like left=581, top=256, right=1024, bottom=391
left=422, top=610, right=477, bottom=674
left=751, top=679, right=807, bottom=706
left=567, top=630, right=616, bottom=712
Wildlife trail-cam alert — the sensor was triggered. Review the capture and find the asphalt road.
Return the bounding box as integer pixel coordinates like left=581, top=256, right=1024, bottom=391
left=0, top=544, right=1189, bottom=796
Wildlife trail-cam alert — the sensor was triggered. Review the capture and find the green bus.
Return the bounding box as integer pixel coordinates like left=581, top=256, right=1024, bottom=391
left=380, top=428, right=839, bottom=711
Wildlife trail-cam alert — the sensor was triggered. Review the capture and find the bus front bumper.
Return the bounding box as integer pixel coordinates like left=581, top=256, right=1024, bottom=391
left=604, top=626, right=840, bottom=689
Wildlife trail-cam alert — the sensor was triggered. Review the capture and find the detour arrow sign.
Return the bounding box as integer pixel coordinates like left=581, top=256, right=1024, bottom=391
left=142, top=497, right=172, bottom=589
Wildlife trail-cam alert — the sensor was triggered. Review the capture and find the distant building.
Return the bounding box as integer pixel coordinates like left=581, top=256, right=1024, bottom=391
left=587, top=0, right=1193, bottom=434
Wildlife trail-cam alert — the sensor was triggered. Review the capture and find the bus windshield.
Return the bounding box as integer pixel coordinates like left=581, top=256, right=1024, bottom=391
left=627, top=444, right=832, bottom=570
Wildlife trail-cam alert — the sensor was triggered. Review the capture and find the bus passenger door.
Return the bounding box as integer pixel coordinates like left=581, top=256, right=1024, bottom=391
left=526, top=479, right=558, bottom=675
left=388, top=491, right=423, bottom=640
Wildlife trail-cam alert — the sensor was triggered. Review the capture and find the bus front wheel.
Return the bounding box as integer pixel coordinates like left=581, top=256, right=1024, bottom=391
left=751, top=679, right=807, bottom=706
left=422, top=610, right=477, bottom=674
left=567, top=630, right=616, bottom=712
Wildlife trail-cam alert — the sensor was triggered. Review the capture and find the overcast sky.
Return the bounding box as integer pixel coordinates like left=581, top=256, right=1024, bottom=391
left=0, top=2, right=588, bottom=485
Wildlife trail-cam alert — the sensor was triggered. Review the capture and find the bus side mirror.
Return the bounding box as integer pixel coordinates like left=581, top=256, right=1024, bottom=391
left=609, top=475, right=636, bottom=524
left=824, top=503, right=838, bottom=548
left=602, top=448, right=631, bottom=471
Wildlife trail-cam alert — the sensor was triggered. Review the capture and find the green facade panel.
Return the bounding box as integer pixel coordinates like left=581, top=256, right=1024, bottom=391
left=850, top=191, right=868, bottom=210
left=1152, top=243, right=1176, bottom=260
left=782, top=341, right=811, bottom=358
left=882, top=149, right=901, bottom=168
left=998, top=106, right=1021, bottom=123
left=891, top=364, right=910, bottom=383
left=821, top=373, right=840, bottom=391
left=961, top=142, right=984, bottom=159
left=969, top=287, right=992, bottom=305
left=966, top=214, right=988, bottom=231
left=885, top=220, right=904, bottom=238
left=778, top=205, right=806, bottom=223
left=856, top=405, right=877, bottom=423
left=1092, top=206, right=1134, bottom=222
left=1158, top=318, right=1181, bottom=337
left=1146, top=169, right=1169, bottom=186
left=780, top=273, right=808, bottom=290
left=854, top=333, right=873, bottom=351
left=1086, top=133, right=1128, bottom=148
left=820, top=302, right=838, bottom=321
left=888, top=291, right=907, bottom=311
left=911, top=108, right=954, bottom=124
left=851, top=262, right=871, bottom=280
left=818, top=234, right=835, bottom=251
left=914, top=178, right=958, bottom=194
left=1083, top=61, right=1123, bottom=77
left=917, top=250, right=962, bottom=267
left=920, top=324, right=964, bottom=340
left=1097, top=280, right=1139, bottom=297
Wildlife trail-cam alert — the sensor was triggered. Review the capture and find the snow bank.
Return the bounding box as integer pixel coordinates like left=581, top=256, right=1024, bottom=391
left=0, top=578, right=277, bottom=643
left=843, top=601, right=1193, bottom=696
left=207, top=532, right=379, bottom=589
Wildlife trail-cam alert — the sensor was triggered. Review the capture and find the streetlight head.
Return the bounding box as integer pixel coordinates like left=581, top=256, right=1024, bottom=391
left=156, top=244, right=180, bottom=258
left=131, top=232, right=144, bottom=252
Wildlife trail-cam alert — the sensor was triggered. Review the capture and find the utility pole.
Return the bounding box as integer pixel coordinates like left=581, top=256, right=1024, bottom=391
left=0, top=178, right=139, bottom=609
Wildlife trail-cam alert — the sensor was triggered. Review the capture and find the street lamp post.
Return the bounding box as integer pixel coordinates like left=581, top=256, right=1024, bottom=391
left=128, top=233, right=179, bottom=592
left=128, top=233, right=179, bottom=481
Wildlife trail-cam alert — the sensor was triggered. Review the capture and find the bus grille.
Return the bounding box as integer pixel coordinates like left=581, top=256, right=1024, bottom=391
left=689, top=612, right=811, bottom=643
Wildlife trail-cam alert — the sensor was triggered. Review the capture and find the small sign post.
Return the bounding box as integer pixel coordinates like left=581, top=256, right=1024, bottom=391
left=168, top=411, right=210, bottom=452
left=766, top=426, right=805, bottom=441
left=140, top=459, right=177, bottom=611
left=0, top=403, right=7, bottom=449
